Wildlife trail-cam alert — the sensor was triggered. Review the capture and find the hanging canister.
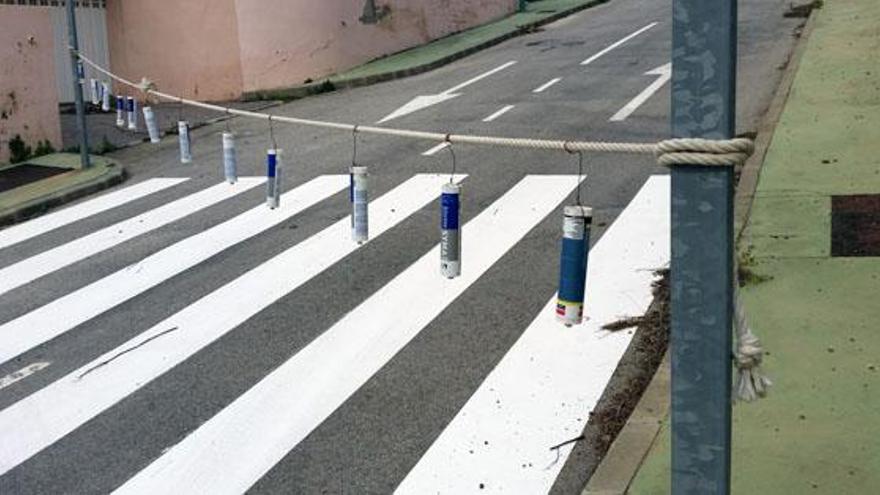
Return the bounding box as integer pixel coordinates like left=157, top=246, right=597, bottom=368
left=115, top=96, right=125, bottom=127
left=127, top=96, right=138, bottom=131
left=178, top=121, right=192, bottom=163
left=440, top=182, right=461, bottom=279
left=266, top=149, right=282, bottom=209
left=101, top=82, right=111, bottom=112
left=556, top=205, right=592, bottom=326
left=350, top=165, right=369, bottom=243
left=143, top=107, right=160, bottom=143
left=90, top=78, right=100, bottom=106
left=222, top=132, right=237, bottom=184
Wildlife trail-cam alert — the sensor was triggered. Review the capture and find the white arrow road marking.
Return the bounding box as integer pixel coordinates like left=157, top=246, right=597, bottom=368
left=0, top=178, right=188, bottom=252
left=609, top=63, right=671, bottom=122
left=482, top=104, right=515, bottom=122
left=0, top=362, right=51, bottom=391
left=0, top=176, right=348, bottom=366
left=396, top=176, right=670, bottom=494
left=0, top=174, right=465, bottom=478
left=580, top=22, right=659, bottom=66
left=113, top=175, right=580, bottom=495
left=0, top=178, right=265, bottom=298
left=377, top=61, right=517, bottom=123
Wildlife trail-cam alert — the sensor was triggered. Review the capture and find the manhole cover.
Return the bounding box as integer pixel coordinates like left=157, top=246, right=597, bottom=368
left=0, top=164, right=71, bottom=193
left=831, top=194, right=880, bottom=257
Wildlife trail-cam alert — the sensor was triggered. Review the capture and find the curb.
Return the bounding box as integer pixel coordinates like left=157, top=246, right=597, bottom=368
left=243, top=0, right=608, bottom=102
left=580, top=10, right=820, bottom=495
left=0, top=158, right=127, bottom=228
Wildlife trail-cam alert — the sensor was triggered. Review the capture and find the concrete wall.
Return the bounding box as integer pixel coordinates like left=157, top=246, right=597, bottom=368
left=105, top=0, right=516, bottom=99
left=105, top=0, right=245, bottom=101
left=234, top=0, right=518, bottom=93
left=0, top=6, right=63, bottom=165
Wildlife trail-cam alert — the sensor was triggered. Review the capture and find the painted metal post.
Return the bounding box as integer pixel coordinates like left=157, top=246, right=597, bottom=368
left=670, top=0, right=736, bottom=493
left=65, top=0, right=91, bottom=168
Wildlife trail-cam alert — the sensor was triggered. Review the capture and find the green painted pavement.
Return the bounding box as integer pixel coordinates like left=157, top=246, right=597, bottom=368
left=628, top=1, right=880, bottom=493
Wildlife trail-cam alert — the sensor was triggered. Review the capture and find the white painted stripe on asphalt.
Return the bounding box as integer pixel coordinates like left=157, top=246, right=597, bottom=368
left=0, top=178, right=263, bottom=298
left=609, top=63, right=671, bottom=122
left=580, top=22, right=659, bottom=66
left=482, top=105, right=515, bottom=122
left=532, top=77, right=562, bottom=93
left=445, top=60, right=518, bottom=94
left=422, top=142, right=450, bottom=156
left=0, top=174, right=464, bottom=477
left=0, top=178, right=188, bottom=252
left=0, top=362, right=50, bottom=391
left=0, top=176, right=348, bottom=366
left=397, top=176, right=671, bottom=494
left=114, top=175, right=579, bottom=495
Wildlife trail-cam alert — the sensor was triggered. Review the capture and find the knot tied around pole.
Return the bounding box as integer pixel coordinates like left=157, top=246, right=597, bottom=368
left=655, top=137, right=755, bottom=167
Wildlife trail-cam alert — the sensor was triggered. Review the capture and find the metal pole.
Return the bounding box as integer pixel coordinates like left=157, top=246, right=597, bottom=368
left=519, top=0, right=528, bottom=13
left=65, top=0, right=91, bottom=168
left=670, top=0, right=736, bottom=493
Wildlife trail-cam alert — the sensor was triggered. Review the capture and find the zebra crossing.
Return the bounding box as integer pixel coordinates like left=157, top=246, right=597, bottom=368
left=0, top=172, right=670, bottom=493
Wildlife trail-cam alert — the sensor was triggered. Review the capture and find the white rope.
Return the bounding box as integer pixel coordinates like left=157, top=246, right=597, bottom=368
left=78, top=49, right=770, bottom=401
left=73, top=50, right=754, bottom=166
left=733, top=285, right=772, bottom=402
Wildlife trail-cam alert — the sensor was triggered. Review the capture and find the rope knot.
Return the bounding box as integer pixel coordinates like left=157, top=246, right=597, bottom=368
left=655, top=137, right=754, bottom=168
left=137, top=77, right=157, bottom=93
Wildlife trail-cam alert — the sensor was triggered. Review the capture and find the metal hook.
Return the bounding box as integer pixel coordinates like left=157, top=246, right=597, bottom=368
left=267, top=114, right=277, bottom=150
left=444, top=135, right=456, bottom=183
left=563, top=142, right=585, bottom=206
left=352, top=125, right=360, bottom=166
left=224, top=107, right=232, bottom=133
left=177, top=96, right=184, bottom=123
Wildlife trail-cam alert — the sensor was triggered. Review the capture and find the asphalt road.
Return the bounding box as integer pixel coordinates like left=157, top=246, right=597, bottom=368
left=0, top=0, right=802, bottom=493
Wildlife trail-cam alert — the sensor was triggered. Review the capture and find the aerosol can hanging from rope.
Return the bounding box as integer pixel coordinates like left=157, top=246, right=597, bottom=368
left=126, top=96, right=138, bottom=131
left=178, top=121, right=192, bottom=163
left=266, top=149, right=282, bottom=209
left=222, top=132, right=237, bottom=184
left=143, top=107, right=160, bottom=143
left=101, top=82, right=111, bottom=112
left=90, top=78, right=100, bottom=106
left=350, top=165, right=369, bottom=243
left=440, top=182, right=461, bottom=279
left=556, top=205, right=592, bottom=326
left=115, top=96, right=125, bottom=127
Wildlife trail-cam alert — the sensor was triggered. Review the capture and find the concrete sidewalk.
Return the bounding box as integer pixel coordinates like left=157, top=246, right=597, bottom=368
left=624, top=0, right=880, bottom=493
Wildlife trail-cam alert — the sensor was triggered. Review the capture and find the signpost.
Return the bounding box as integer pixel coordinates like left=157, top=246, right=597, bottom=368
left=65, top=0, right=91, bottom=169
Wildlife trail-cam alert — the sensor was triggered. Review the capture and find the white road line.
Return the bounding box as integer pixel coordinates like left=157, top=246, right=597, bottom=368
left=482, top=105, right=516, bottom=122
left=580, top=22, right=659, bottom=66
left=0, top=176, right=348, bottom=366
left=0, top=174, right=464, bottom=477
left=0, top=362, right=50, bottom=391
left=114, top=175, right=579, bottom=495
left=397, top=176, right=671, bottom=494
left=532, top=77, right=562, bottom=93
left=0, top=178, right=188, bottom=252
left=421, top=142, right=450, bottom=156
left=0, top=178, right=263, bottom=298
left=444, top=60, right=518, bottom=94
left=377, top=61, right=517, bottom=123
left=609, top=63, right=671, bottom=122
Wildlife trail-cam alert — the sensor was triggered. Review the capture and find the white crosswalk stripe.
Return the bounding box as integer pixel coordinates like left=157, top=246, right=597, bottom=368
left=0, top=178, right=264, bottom=297
left=0, top=173, right=670, bottom=494
left=0, top=175, right=347, bottom=366
left=397, top=176, right=670, bottom=494
left=0, top=173, right=464, bottom=477
left=0, top=178, right=188, bottom=251
left=113, top=175, right=580, bottom=495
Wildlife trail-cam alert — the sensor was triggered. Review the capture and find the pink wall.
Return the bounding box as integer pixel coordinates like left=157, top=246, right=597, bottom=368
left=0, top=6, right=62, bottom=164
left=105, top=0, right=516, bottom=99
left=234, top=0, right=518, bottom=93
left=105, top=0, right=244, bottom=102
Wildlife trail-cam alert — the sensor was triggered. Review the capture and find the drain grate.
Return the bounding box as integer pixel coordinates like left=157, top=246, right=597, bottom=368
left=0, top=164, right=70, bottom=193
left=831, top=194, right=880, bottom=257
